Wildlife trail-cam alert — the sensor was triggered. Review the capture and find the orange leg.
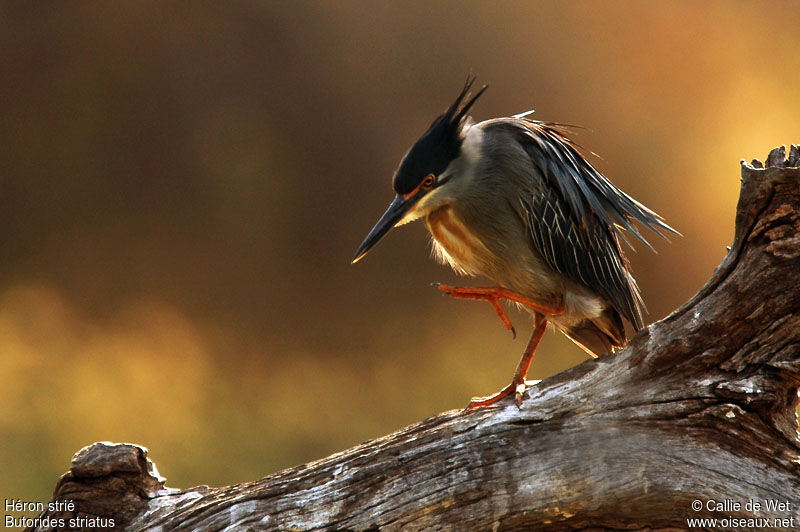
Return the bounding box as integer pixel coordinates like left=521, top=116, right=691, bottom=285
left=466, top=315, right=549, bottom=410
left=435, top=284, right=564, bottom=338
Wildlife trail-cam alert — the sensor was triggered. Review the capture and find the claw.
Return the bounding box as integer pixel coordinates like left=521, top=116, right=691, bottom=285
left=464, top=383, right=516, bottom=410
left=464, top=380, right=532, bottom=410
left=436, top=284, right=517, bottom=336
left=463, top=317, right=549, bottom=412
left=463, top=380, right=536, bottom=411
left=514, top=382, right=527, bottom=407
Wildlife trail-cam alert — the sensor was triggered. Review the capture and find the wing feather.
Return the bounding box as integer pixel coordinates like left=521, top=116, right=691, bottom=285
left=497, top=119, right=678, bottom=328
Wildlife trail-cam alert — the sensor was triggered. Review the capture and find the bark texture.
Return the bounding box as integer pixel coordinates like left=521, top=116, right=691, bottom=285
left=28, top=146, right=800, bottom=531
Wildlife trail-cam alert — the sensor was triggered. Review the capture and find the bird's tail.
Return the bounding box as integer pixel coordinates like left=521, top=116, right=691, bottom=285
left=562, top=307, right=627, bottom=358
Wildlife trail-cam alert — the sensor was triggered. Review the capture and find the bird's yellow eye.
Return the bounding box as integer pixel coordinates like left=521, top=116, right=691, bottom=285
left=422, top=174, right=436, bottom=189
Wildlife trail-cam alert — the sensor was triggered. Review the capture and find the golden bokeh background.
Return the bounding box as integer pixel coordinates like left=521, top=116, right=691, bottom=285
left=2, top=1, right=799, bottom=504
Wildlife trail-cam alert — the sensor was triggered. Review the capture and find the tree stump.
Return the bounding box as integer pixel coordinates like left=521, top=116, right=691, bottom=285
left=27, top=146, right=800, bottom=531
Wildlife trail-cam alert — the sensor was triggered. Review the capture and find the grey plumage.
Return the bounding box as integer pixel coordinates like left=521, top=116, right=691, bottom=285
left=354, top=77, right=678, bottom=407
left=485, top=118, right=677, bottom=330
left=422, top=116, right=677, bottom=355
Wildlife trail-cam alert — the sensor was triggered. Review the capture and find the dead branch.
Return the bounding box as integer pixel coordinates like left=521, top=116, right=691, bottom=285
left=27, top=146, right=800, bottom=531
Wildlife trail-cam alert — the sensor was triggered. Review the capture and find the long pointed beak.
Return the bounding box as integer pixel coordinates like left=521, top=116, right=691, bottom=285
left=352, top=195, right=415, bottom=264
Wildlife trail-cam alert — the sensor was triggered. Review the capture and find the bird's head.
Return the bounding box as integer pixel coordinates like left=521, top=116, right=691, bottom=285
left=352, top=76, right=487, bottom=264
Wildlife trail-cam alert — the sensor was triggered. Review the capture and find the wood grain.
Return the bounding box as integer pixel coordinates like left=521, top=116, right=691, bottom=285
left=28, top=146, right=800, bottom=531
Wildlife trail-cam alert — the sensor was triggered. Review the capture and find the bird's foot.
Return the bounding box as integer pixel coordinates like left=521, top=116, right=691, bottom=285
left=464, top=379, right=539, bottom=410
left=433, top=284, right=518, bottom=338
left=433, top=284, right=564, bottom=337
left=464, top=317, right=549, bottom=411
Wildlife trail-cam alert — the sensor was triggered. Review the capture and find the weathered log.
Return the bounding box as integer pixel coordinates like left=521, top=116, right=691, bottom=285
left=28, top=146, right=800, bottom=531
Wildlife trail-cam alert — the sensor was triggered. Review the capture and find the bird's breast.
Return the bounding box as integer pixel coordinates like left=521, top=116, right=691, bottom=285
left=425, top=206, right=491, bottom=276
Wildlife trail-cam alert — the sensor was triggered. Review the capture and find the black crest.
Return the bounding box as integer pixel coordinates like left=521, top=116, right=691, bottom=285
left=392, top=76, right=487, bottom=195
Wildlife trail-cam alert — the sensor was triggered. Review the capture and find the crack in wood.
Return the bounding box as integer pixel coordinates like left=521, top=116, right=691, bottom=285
left=26, top=148, right=800, bottom=531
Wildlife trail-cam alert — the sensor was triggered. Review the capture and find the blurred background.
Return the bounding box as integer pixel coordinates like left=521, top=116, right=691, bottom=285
left=2, top=0, right=799, bottom=505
